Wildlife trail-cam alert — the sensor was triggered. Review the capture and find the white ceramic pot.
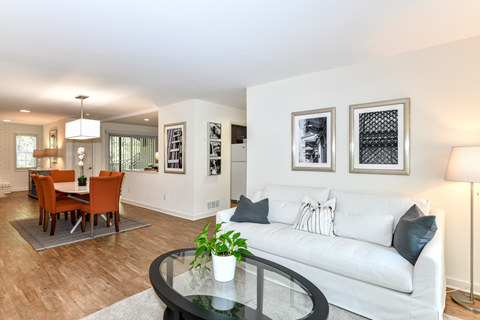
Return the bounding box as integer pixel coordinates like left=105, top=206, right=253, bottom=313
left=212, top=254, right=236, bottom=282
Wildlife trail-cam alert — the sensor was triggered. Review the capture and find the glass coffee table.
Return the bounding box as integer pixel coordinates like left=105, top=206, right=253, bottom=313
left=149, top=248, right=329, bottom=320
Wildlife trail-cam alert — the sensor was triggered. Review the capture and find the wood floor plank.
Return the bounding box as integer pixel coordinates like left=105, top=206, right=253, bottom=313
left=0, top=191, right=478, bottom=319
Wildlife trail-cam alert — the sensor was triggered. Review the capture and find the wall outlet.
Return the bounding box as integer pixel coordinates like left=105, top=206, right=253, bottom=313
left=164, top=194, right=167, bottom=200
left=128, top=188, right=131, bottom=193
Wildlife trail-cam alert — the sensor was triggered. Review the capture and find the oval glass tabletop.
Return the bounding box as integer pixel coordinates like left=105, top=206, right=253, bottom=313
left=149, top=248, right=329, bottom=320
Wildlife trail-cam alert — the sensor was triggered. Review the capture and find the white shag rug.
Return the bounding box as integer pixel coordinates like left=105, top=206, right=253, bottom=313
left=81, top=288, right=463, bottom=320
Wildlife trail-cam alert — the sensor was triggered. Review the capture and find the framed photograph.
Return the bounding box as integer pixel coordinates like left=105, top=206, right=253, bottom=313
left=291, top=107, right=336, bottom=172
left=209, top=141, right=221, bottom=157
left=209, top=159, right=221, bottom=175
left=209, top=122, right=221, bottom=140
left=164, top=122, right=186, bottom=174
left=49, top=129, right=57, bottom=164
left=349, top=98, right=410, bottom=175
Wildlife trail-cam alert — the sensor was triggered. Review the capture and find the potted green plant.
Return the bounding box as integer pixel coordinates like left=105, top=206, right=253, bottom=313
left=78, top=175, right=87, bottom=186
left=190, top=221, right=253, bottom=282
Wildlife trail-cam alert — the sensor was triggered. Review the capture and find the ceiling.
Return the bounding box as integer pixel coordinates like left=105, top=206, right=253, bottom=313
left=1, top=0, right=480, bottom=125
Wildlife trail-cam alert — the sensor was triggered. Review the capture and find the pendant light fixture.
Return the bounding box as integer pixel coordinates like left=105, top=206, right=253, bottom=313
left=65, top=95, right=100, bottom=139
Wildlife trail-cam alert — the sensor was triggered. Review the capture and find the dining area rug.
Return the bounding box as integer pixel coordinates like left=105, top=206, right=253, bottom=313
left=10, top=214, right=151, bottom=251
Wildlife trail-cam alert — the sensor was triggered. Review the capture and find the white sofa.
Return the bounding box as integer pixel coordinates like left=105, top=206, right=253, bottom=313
left=216, top=184, right=446, bottom=320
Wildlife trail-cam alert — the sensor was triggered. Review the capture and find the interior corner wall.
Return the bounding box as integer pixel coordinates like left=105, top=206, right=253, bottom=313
left=8, top=123, right=44, bottom=191
left=121, top=100, right=196, bottom=219
left=43, top=118, right=66, bottom=170
left=246, top=36, right=480, bottom=294
left=193, top=100, right=246, bottom=218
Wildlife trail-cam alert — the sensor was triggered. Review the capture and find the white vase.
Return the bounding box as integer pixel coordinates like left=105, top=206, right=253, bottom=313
left=212, top=254, right=236, bottom=282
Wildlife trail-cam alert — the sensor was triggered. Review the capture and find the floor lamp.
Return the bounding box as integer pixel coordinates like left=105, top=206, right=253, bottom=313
left=445, top=146, right=480, bottom=311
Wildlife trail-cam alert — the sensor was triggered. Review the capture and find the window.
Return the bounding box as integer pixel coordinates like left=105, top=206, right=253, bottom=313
left=107, top=132, right=158, bottom=172
left=16, top=134, right=37, bottom=169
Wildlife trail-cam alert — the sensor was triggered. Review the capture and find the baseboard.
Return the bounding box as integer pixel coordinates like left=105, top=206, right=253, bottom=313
left=446, top=277, right=480, bottom=295
left=11, top=187, right=27, bottom=192
left=120, top=198, right=220, bottom=221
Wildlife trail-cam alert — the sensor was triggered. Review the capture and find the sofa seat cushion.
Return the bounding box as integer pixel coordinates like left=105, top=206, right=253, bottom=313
left=225, top=222, right=414, bottom=293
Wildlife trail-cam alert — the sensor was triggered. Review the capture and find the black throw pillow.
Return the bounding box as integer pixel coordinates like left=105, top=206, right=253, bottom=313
left=393, top=205, right=437, bottom=266
left=230, top=195, right=270, bottom=224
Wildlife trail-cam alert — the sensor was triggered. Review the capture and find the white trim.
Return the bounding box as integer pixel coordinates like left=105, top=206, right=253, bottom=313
left=11, top=187, right=27, bottom=192
left=14, top=133, right=37, bottom=170
left=447, top=276, right=480, bottom=295
left=120, top=198, right=220, bottom=221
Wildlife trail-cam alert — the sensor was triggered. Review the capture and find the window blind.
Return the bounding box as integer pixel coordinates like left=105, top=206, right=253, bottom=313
left=106, top=132, right=158, bottom=172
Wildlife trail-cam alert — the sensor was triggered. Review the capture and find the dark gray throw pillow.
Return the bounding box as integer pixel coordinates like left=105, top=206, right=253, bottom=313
left=393, top=205, right=437, bottom=266
left=230, top=195, right=269, bottom=224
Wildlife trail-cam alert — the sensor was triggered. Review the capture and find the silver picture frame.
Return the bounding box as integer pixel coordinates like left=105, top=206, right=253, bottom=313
left=349, top=98, right=410, bottom=175
left=291, top=107, right=336, bottom=172
left=164, top=122, right=186, bottom=174
left=49, top=129, right=57, bottom=164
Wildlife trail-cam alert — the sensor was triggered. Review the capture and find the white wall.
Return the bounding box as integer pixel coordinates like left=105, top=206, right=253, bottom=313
left=43, top=118, right=66, bottom=170
left=247, top=36, right=480, bottom=293
left=193, top=100, right=246, bottom=215
left=120, top=99, right=246, bottom=220
left=8, top=123, right=44, bottom=191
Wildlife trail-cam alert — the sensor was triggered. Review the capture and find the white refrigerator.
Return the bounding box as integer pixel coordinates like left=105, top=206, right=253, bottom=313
left=231, top=143, right=246, bottom=202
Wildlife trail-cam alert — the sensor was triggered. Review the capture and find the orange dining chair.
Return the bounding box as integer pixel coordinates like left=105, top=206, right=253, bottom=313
left=99, top=170, right=112, bottom=176
left=31, top=174, right=70, bottom=228
left=39, top=176, right=82, bottom=235
left=111, top=171, right=125, bottom=221
left=80, top=175, right=122, bottom=237
left=49, top=170, right=75, bottom=182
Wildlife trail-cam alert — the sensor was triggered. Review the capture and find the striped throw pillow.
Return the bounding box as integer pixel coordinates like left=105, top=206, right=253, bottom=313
left=291, top=195, right=336, bottom=236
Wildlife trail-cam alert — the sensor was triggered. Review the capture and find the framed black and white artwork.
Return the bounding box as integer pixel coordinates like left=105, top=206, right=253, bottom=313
left=209, top=122, right=221, bottom=140
left=164, top=122, right=186, bottom=174
left=209, top=159, right=221, bottom=175
left=209, top=141, right=221, bottom=157
left=349, top=98, right=410, bottom=175
left=291, top=107, right=336, bottom=172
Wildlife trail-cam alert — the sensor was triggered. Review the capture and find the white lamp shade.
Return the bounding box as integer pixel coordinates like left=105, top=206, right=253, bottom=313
left=66, top=119, right=100, bottom=139
left=155, top=152, right=159, bottom=161
left=445, top=146, right=480, bottom=183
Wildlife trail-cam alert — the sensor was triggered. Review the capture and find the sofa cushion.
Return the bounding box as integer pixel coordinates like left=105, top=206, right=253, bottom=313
left=261, top=184, right=330, bottom=203
left=292, top=196, right=336, bottom=236
left=334, top=212, right=394, bottom=247
left=225, top=222, right=414, bottom=293
left=267, top=198, right=302, bottom=225
left=230, top=195, right=269, bottom=224
left=329, top=189, right=430, bottom=228
left=393, top=205, right=438, bottom=265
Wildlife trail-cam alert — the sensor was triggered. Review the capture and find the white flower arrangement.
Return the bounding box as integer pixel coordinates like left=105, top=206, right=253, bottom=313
left=78, top=147, right=86, bottom=174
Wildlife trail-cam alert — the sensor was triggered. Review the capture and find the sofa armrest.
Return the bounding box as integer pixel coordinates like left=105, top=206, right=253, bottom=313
left=410, top=206, right=446, bottom=319
left=216, top=207, right=238, bottom=226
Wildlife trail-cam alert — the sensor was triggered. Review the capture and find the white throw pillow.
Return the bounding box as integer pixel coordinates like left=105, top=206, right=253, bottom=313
left=334, top=211, right=394, bottom=247
left=268, top=199, right=303, bottom=225
left=291, top=196, right=336, bottom=236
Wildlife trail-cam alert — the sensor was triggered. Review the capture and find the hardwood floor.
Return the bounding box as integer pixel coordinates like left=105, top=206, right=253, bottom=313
left=0, top=192, right=477, bottom=319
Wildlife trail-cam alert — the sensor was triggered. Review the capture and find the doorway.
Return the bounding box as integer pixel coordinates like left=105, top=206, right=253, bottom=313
left=231, top=124, right=247, bottom=203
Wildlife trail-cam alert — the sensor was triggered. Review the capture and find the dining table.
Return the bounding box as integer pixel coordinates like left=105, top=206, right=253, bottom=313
left=54, top=181, right=111, bottom=233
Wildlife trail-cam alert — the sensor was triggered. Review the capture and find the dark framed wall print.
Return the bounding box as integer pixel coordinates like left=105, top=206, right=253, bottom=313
left=209, top=141, right=221, bottom=157
left=349, top=98, right=410, bottom=175
left=209, top=122, right=221, bottom=139
left=291, top=107, right=336, bottom=172
left=209, top=159, right=221, bottom=175
left=164, top=122, right=186, bottom=174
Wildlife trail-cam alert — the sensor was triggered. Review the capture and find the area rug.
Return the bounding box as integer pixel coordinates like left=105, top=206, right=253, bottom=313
left=81, top=268, right=464, bottom=320
left=81, top=288, right=464, bottom=320
left=10, top=215, right=151, bottom=251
